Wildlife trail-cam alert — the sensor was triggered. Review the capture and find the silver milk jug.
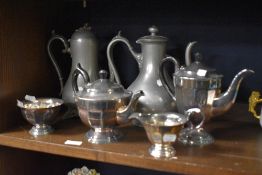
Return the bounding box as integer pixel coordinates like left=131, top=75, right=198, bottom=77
left=47, top=23, right=99, bottom=106
left=107, top=26, right=177, bottom=114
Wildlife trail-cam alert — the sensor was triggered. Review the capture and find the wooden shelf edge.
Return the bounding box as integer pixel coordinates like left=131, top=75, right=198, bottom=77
left=0, top=133, right=214, bottom=175
left=0, top=104, right=261, bottom=175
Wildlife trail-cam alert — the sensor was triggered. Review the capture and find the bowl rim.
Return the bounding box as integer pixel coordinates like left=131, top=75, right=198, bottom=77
left=18, top=98, right=64, bottom=109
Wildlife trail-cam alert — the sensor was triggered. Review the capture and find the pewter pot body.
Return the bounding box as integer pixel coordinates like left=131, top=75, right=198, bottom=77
left=47, top=23, right=98, bottom=105
left=107, top=26, right=176, bottom=114
left=72, top=64, right=143, bottom=144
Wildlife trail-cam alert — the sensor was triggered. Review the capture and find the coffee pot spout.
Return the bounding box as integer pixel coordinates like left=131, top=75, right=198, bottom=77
left=210, top=69, right=254, bottom=116
left=116, top=91, right=144, bottom=124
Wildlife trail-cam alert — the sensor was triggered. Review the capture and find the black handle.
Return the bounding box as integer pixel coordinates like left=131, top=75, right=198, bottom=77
left=72, top=63, right=90, bottom=93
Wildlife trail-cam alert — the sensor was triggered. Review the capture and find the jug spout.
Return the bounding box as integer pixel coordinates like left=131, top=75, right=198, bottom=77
left=208, top=69, right=254, bottom=117
left=128, top=112, right=144, bottom=123
left=128, top=112, right=152, bottom=126
left=116, top=91, right=144, bottom=124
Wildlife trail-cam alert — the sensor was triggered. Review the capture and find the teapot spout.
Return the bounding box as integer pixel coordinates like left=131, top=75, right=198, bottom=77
left=116, top=91, right=144, bottom=124
left=209, top=69, right=254, bottom=117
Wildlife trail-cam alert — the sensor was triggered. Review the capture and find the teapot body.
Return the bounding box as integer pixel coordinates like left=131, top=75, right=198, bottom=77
left=75, top=95, right=131, bottom=129
left=72, top=66, right=143, bottom=143
left=174, top=75, right=209, bottom=114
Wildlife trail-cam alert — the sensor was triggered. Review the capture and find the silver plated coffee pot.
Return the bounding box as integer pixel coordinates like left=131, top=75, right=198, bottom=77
left=47, top=23, right=99, bottom=105
left=184, top=41, right=254, bottom=120
left=160, top=51, right=254, bottom=145
left=107, top=26, right=176, bottom=114
left=72, top=64, right=143, bottom=144
left=160, top=57, right=213, bottom=145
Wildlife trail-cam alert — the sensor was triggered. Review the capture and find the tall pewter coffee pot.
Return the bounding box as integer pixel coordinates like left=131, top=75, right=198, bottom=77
left=47, top=23, right=99, bottom=105
left=107, top=26, right=176, bottom=114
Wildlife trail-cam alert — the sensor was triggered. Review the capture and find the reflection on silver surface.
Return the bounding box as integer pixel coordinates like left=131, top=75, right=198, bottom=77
left=129, top=112, right=188, bottom=158
left=160, top=57, right=213, bottom=145
left=184, top=41, right=254, bottom=120
left=17, top=98, right=64, bottom=136
left=73, top=65, right=143, bottom=144
left=160, top=53, right=254, bottom=145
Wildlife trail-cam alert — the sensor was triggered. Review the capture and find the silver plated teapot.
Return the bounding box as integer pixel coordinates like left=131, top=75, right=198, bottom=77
left=72, top=64, right=143, bottom=144
left=107, top=26, right=176, bottom=114
left=184, top=41, right=254, bottom=120
left=47, top=23, right=99, bottom=105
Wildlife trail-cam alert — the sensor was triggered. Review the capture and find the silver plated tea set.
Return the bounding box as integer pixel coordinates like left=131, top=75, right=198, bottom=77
left=17, top=25, right=254, bottom=158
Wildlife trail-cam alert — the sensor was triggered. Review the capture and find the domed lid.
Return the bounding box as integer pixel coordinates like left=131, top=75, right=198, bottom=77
left=174, top=66, right=210, bottom=88
left=71, top=23, right=97, bottom=40
left=186, top=52, right=216, bottom=73
left=136, top=26, right=168, bottom=44
left=76, top=70, right=131, bottom=100
left=175, top=66, right=210, bottom=80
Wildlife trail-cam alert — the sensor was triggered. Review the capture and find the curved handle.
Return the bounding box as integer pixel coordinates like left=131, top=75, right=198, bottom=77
left=249, top=91, right=262, bottom=119
left=107, top=31, right=141, bottom=84
left=185, top=41, right=197, bottom=66
left=72, top=63, right=90, bottom=94
left=47, top=31, right=70, bottom=95
left=185, top=108, right=205, bottom=129
left=159, top=56, right=180, bottom=100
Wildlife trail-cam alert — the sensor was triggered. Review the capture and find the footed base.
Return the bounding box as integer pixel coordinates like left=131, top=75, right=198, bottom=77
left=29, top=124, right=53, bottom=136
left=86, top=128, right=123, bottom=144
left=149, top=144, right=175, bottom=158
left=178, top=127, right=214, bottom=146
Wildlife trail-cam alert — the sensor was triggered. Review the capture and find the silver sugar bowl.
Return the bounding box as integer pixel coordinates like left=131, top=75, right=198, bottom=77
left=17, top=98, right=64, bottom=136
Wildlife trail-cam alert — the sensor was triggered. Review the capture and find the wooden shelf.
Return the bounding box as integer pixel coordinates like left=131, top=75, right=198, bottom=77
left=0, top=104, right=262, bottom=175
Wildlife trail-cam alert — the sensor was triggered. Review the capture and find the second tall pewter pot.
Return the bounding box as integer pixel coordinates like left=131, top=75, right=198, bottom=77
left=107, top=26, right=176, bottom=114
